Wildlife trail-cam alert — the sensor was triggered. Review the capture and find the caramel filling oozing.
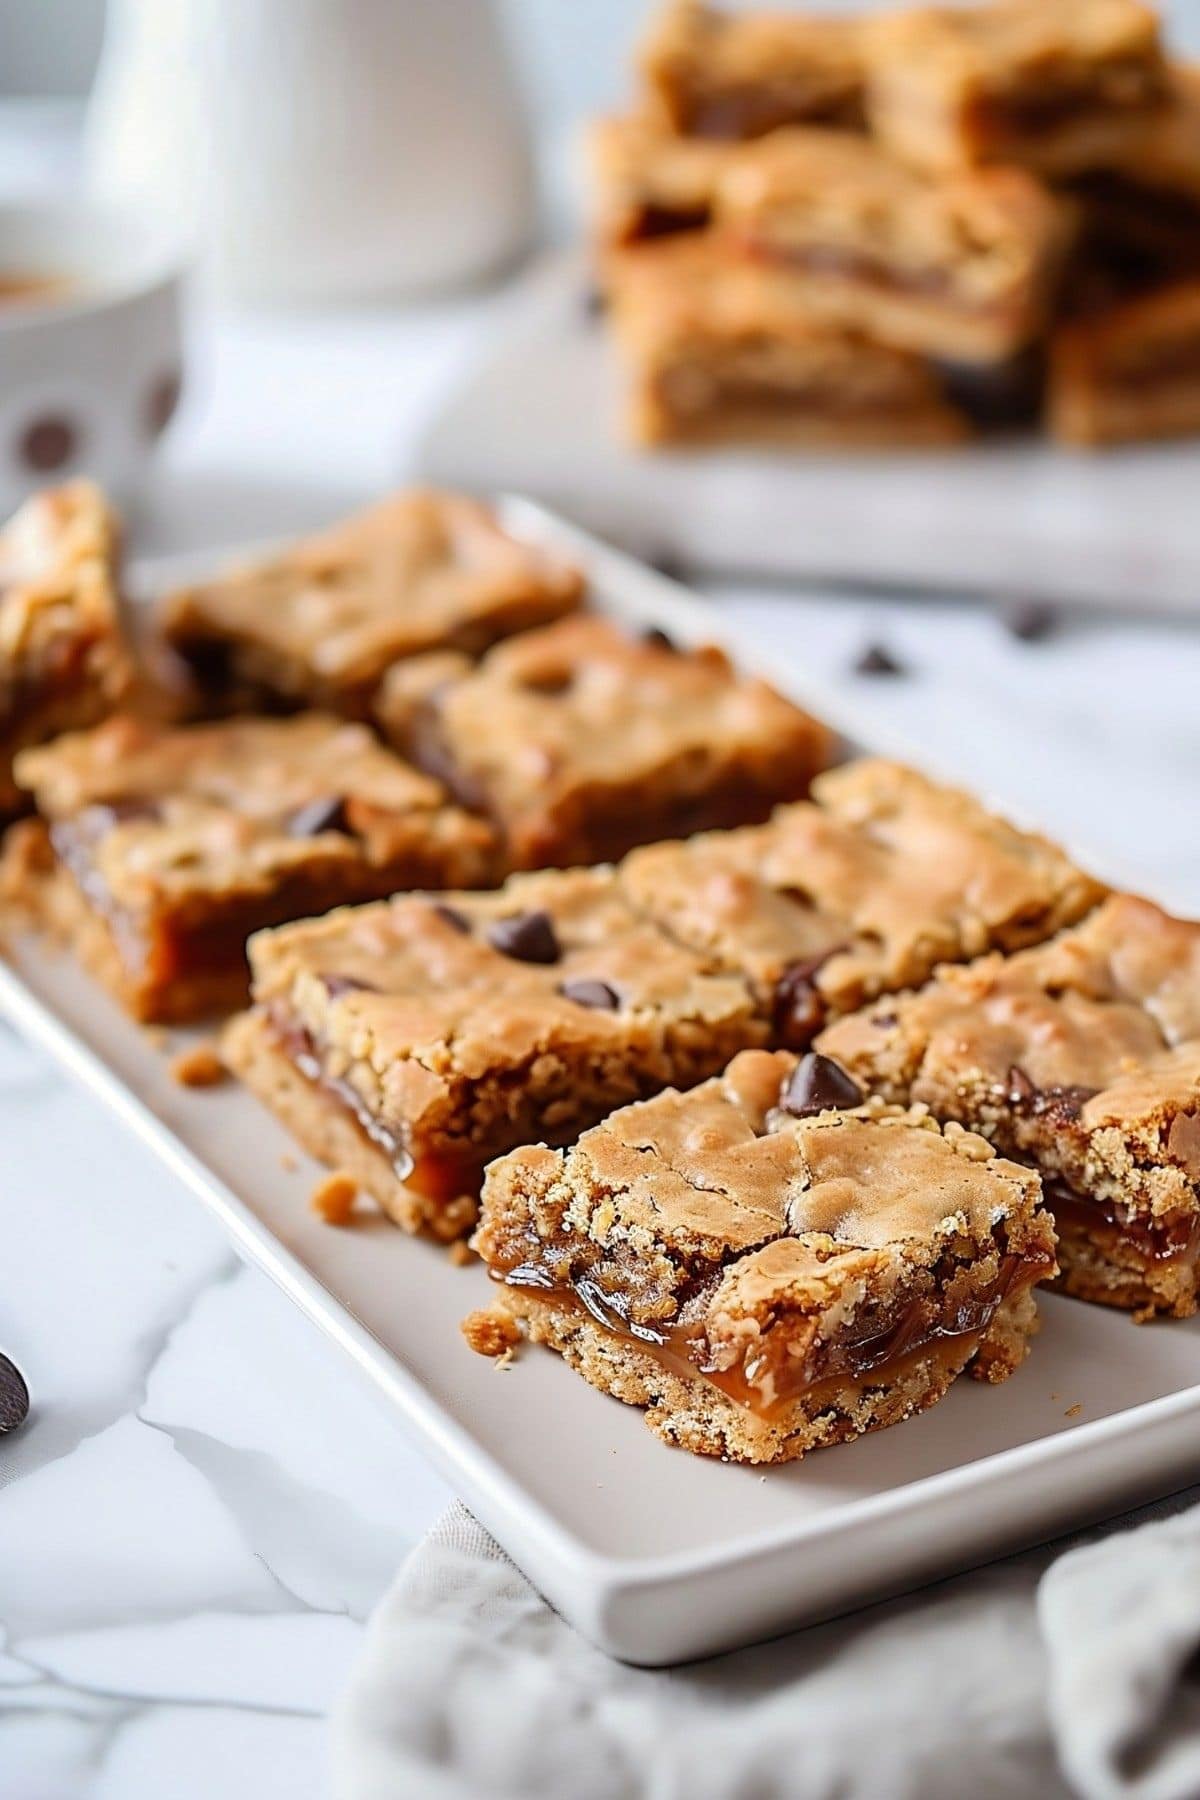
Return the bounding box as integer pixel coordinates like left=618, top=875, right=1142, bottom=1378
left=501, top=1245, right=1051, bottom=1422
left=1045, top=1178, right=1200, bottom=1271
left=269, top=1008, right=484, bottom=1200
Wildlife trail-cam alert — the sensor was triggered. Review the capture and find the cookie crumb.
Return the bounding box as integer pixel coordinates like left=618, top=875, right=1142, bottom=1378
left=310, top=1170, right=359, bottom=1225
left=461, top=1306, right=523, bottom=1359
left=280, top=1151, right=298, bottom=1173
left=169, top=1041, right=226, bottom=1088
left=1065, top=1402, right=1082, bottom=1418
left=447, top=1239, right=476, bottom=1268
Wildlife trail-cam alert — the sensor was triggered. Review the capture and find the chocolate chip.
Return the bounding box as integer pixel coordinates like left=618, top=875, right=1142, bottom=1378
left=773, top=957, right=831, bottom=1050
left=432, top=903, right=471, bottom=934
left=19, top=413, right=77, bottom=472
left=854, top=643, right=907, bottom=677
left=0, top=1353, right=29, bottom=1435
left=320, top=973, right=380, bottom=997
left=647, top=551, right=687, bottom=583
left=559, top=978, right=619, bottom=1010
left=287, top=796, right=350, bottom=837
left=641, top=625, right=677, bottom=652
left=1007, top=1064, right=1036, bottom=1107
left=486, top=909, right=560, bottom=964
left=779, top=1051, right=864, bottom=1118
left=1003, top=600, right=1057, bottom=643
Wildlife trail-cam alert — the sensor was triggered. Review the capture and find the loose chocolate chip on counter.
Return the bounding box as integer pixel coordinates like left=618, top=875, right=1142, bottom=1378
left=432, top=903, right=472, bottom=934
left=19, top=413, right=77, bottom=473
left=560, top=978, right=619, bottom=1011
left=1003, top=600, right=1057, bottom=643
left=486, top=909, right=561, bottom=964
left=0, top=1353, right=30, bottom=1435
left=773, top=957, right=830, bottom=1049
left=286, top=796, right=350, bottom=837
left=647, top=550, right=688, bottom=583
left=779, top=1051, right=864, bottom=1118
left=854, top=643, right=907, bottom=677
left=320, top=973, right=381, bottom=997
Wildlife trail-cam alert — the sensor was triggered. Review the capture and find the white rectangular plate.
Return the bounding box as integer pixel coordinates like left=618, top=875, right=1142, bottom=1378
left=4, top=501, right=1199, bottom=1667
left=416, top=251, right=1200, bottom=620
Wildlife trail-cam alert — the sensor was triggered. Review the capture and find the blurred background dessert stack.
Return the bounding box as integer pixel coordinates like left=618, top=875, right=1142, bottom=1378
left=589, top=0, right=1200, bottom=450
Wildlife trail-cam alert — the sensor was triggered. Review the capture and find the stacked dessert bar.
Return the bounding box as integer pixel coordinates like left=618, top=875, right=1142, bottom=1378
left=5, top=477, right=1199, bottom=1467
left=591, top=0, right=1200, bottom=449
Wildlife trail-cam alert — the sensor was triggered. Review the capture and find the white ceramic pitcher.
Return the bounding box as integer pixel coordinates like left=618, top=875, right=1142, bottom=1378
left=83, top=0, right=536, bottom=303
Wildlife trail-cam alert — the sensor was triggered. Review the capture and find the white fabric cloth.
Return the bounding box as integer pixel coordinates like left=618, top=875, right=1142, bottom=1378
left=332, top=1487, right=1200, bottom=1800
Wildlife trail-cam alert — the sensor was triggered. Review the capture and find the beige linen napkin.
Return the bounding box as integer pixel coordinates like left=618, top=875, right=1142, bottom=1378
left=333, top=1487, right=1200, bottom=1800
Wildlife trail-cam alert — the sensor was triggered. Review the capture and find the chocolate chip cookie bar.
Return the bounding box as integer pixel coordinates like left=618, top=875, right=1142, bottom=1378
left=376, top=614, right=833, bottom=870
left=222, top=868, right=764, bottom=1237
left=0, top=482, right=130, bottom=816
left=621, top=757, right=1106, bottom=1045
left=14, top=713, right=495, bottom=1021
left=158, top=490, right=585, bottom=718
left=1048, top=276, right=1200, bottom=445
left=718, top=128, right=1074, bottom=361
left=820, top=895, right=1200, bottom=1320
left=607, top=235, right=969, bottom=447
left=639, top=0, right=864, bottom=140
left=865, top=0, right=1168, bottom=177
left=472, top=1048, right=1055, bottom=1463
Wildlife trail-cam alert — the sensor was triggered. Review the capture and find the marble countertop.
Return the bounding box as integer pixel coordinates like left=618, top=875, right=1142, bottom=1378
left=4, top=292, right=1200, bottom=1800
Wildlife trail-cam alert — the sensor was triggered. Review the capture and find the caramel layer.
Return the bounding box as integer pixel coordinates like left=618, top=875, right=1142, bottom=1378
left=502, top=1246, right=1050, bottom=1422
left=1045, top=1178, right=1200, bottom=1271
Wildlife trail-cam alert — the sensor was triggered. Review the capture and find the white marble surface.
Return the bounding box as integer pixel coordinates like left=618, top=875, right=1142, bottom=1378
left=3, top=283, right=1200, bottom=1800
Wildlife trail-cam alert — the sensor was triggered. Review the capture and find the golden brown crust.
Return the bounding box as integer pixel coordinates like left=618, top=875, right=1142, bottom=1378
left=606, top=235, right=969, bottom=448
left=378, top=614, right=832, bottom=869
left=638, top=0, right=865, bottom=140
left=587, top=112, right=745, bottom=247
left=716, top=127, right=1075, bottom=358
left=158, top=490, right=585, bottom=715
left=621, top=756, right=1106, bottom=1027
left=0, top=481, right=131, bottom=813
left=865, top=0, right=1168, bottom=177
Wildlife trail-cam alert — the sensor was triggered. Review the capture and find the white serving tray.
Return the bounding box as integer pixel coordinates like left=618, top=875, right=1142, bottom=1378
left=417, top=251, right=1200, bottom=621
left=4, top=501, right=1200, bottom=1668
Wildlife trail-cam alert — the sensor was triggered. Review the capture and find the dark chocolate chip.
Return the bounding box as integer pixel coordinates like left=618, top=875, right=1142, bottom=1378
left=640, top=625, right=677, bottom=652
left=286, top=796, right=350, bottom=837
left=1007, top=1064, right=1036, bottom=1107
left=0, top=1353, right=30, bottom=1435
left=486, top=909, right=560, bottom=964
left=432, top=903, right=471, bottom=934
left=1003, top=600, right=1057, bottom=643
left=320, top=973, right=380, bottom=997
left=854, top=643, right=907, bottom=677
left=779, top=1051, right=864, bottom=1118
left=773, top=957, right=830, bottom=1050
left=145, top=368, right=183, bottom=438
left=559, top=978, right=619, bottom=1011
left=1037, top=1084, right=1099, bottom=1122
left=19, top=413, right=77, bottom=472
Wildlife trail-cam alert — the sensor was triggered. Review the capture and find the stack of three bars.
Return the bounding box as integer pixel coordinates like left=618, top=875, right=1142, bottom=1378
left=594, top=0, right=1200, bottom=449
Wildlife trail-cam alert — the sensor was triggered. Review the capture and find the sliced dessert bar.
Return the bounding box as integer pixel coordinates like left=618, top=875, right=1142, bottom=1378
left=820, top=895, right=1200, bottom=1320
left=865, top=0, right=1168, bottom=178
left=606, top=236, right=969, bottom=448
left=717, top=128, right=1074, bottom=361
left=1066, top=66, right=1200, bottom=287
left=472, top=1048, right=1055, bottom=1463
left=375, top=613, right=833, bottom=869
left=0, top=482, right=130, bottom=816
left=621, top=757, right=1106, bottom=1045
left=1048, top=277, right=1200, bottom=446
left=158, top=490, right=584, bottom=717
left=222, top=868, right=763, bottom=1237
left=13, top=713, right=495, bottom=1021
left=639, top=0, right=864, bottom=140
